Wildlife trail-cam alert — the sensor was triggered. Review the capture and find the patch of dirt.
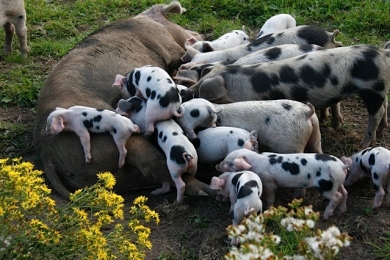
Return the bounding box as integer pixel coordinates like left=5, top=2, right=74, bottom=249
left=1, top=96, right=390, bottom=259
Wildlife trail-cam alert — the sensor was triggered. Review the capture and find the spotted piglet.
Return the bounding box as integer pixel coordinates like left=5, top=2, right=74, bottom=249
left=341, top=147, right=390, bottom=208
left=124, top=65, right=185, bottom=135
left=115, top=96, right=148, bottom=134
left=46, top=105, right=140, bottom=168
left=154, top=119, right=198, bottom=203
left=176, top=98, right=221, bottom=140
left=193, top=126, right=258, bottom=165
left=256, top=14, right=296, bottom=39
left=216, top=149, right=352, bottom=219
left=210, top=170, right=263, bottom=245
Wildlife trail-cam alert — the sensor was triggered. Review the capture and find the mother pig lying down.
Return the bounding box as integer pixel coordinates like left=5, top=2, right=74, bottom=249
left=33, top=1, right=214, bottom=200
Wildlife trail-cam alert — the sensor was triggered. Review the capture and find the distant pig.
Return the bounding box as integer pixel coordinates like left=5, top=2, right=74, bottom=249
left=154, top=119, right=198, bottom=203
left=46, top=106, right=140, bottom=168
left=193, top=126, right=258, bottom=165
left=256, top=14, right=296, bottom=39
left=341, top=147, right=390, bottom=208
left=181, top=25, right=341, bottom=64
left=215, top=100, right=322, bottom=154
left=1, top=0, right=28, bottom=58
left=210, top=170, right=263, bottom=245
left=216, top=149, right=352, bottom=219
left=176, top=98, right=221, bottom=139
left=126, top=65, right=185, bottom=135
left=116, top=96, right=147, bottom=134
left=190, top=44, right=390, bottom=148
left=186, top=29, right=250, bottom=53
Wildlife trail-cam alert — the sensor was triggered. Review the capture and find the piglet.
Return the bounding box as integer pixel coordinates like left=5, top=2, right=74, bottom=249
left=153, top=119, right=199, bottom=203
left=193, top=126, right=258, bottom=165
left=1, top=0, right=28, bottom=58
left=256, top=14, right=296, bottom=39
left=176, top=98, right=221, bottom=140
left=126, top=65, right=185, bottom=135
left=341, top=147, right=390, bottom=208
left=210, top=170, right=263, bottom=245
left=216, top=149, right=352, bottom=220
left=46, top=105, right=140, bottom=168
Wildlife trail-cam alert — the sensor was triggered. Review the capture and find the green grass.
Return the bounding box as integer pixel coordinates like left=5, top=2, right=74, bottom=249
left=1, top=0, right=390, bottom=107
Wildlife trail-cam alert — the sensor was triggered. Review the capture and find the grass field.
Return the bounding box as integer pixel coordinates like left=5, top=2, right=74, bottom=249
left=1, top=0, right=390, bottom=259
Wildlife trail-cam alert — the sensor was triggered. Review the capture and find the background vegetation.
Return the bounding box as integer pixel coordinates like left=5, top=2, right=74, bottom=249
left=1, top=0, right=390, bottom=108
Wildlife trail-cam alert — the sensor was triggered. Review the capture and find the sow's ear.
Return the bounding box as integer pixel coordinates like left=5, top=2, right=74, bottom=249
left=50, top=117, right=65, bottom=134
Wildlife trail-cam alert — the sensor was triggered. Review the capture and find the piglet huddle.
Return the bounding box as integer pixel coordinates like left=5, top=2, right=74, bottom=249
left=42, top=5, right=390, bottom=247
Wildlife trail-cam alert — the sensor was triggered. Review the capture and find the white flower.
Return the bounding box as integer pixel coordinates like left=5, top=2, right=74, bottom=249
left=271, top=234, right=281, bottom=245
left=306, top=219, right=315, bottom=229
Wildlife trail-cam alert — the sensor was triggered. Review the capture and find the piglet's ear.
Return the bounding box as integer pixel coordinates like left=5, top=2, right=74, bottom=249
left=210, top=177, right=224, bottom=190
left=50, top=117, right=65, bottom=134
left=234, top=157, right=252, bottom=170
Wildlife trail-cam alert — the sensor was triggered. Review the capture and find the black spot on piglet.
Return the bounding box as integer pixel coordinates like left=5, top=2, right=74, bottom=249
left=190, top=109, right=200, bottom=118
left=318, top=179, right=333, bottom=193
left=315, top=154, right=337, bottom=162
left=368, top=153, right=376, bottom=166
left=237, top=186, right=253, bottom=199
left=282, top=161, right=300, bottom=175
left=232, top=173, right=243, bottom=186
left=170, top=145, right=186, bottom=165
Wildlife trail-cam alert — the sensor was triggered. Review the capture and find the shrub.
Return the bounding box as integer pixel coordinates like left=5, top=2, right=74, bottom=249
left=225, top=199, right=352, bottom=259
left=0, top=158, right=159, bottom=260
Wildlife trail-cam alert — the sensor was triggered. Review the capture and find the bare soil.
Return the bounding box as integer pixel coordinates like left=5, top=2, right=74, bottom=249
left=1, top=95, right=390, bottom=260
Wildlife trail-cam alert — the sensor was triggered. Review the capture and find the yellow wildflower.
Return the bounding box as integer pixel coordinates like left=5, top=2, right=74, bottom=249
left=133, top=196, right=147, bottom=206
left=0, top=206, right=4, bottom=217
left=97, top=172, right=116, bottom=189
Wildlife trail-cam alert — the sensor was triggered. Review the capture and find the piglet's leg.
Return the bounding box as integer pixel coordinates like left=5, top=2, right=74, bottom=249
left=172, top=175, right=186, bottom=204
left=77, top=131, right=92, bottom=163
left=322, top=191, right=343, bottom=220
left=113, top=135, right=129, bottom=168
left=3, top=22, right=14, bottom=55
left=336, top=184, right=348, bottom=214
left=373, top=184, right=385, bottom=208
left=151, top=181, right=171, bottom=195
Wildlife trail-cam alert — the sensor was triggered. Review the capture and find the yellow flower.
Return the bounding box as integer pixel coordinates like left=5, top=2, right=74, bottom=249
left=73, top=208, right=89, bottom=222
left=97, top=172, right=116, bottom=189
left=0, top=206, right=4, bottom=217
left=133, top=196, right=147, bottom=206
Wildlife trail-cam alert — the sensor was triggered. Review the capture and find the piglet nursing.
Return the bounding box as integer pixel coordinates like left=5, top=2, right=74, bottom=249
left=125, top=65, right=185, bottom=135
left=46, top=106, right=140, bottom=168
left=154, top=119, right=199, bottom=203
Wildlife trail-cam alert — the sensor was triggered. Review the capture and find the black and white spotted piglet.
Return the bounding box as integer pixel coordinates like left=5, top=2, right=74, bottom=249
left=116, top=96, right=147, bottom=134
left=176, top=98, right=221, bottom=140
left=341, top=147, right=390, bottom=208
left=210, top=170, right=263, bottom=245
left=216, top=149, right=352, bottom=219
left=121, top=65, right=185, bottom=135
left=193, top=126, right=258, bottom=165
left=45, top=105, right=140, bottom=168
left=153, top=119, right=198, bottom=203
